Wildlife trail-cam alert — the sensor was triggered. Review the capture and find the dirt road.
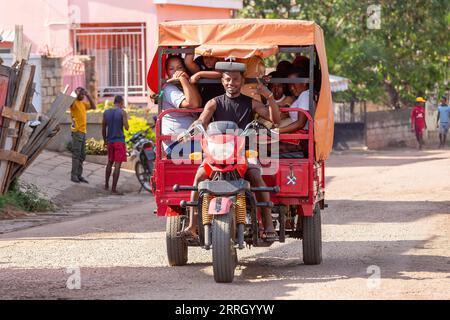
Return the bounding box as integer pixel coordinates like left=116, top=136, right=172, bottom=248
left=0, top=149, right=449, bottom=300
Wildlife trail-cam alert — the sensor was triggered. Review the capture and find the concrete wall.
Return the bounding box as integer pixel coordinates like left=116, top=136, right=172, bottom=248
left=46, top=112, right=154, bottom=152
left=41, top=57, right=64, bottom=113
left=366, top=108, right=439, bottom=149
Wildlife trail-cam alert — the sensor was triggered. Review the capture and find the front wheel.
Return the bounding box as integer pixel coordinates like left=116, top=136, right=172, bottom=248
left=302, top=205, right=323, bottom=265
left=166, top=216, right=188, bottom=266
left=212, top=213, right=237, bottom=283
left=135, top=161, right=153, bottom=193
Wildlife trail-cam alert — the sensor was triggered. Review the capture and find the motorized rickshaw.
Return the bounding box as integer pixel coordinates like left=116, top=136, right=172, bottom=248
left=148, top=19, right=334, bottom=283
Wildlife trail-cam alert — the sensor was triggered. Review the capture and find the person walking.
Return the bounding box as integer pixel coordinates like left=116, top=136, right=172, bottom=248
left=102, top=95, right=129, bottom=195
left=410, top=97, right=427, bottom=150
left=70, top=87, right=96, bottom=183
left=437, top=96, right=449, bottom=148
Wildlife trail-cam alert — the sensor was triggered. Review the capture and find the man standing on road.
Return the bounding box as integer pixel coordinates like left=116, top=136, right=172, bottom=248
left=437, top=96, right=449, bottom=148
left=103, top=95, right=129, bottom=196
left=70, top=87, right=96, bottom=183
left=411, top=97, right=427, bottom=150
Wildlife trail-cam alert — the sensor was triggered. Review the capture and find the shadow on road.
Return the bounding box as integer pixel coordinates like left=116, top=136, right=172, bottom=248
left=325, top=200, right=450, bottom=224
left=328, top=155, right=447, bottom=168
left=1, top=236, right=447, bottom=300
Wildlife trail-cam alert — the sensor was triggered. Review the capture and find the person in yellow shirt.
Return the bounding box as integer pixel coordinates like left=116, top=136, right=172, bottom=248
left=70, top=87, right=96, bottom=183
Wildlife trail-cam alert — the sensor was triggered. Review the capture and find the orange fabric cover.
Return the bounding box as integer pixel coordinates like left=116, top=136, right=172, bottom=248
left=157, top=19, right=334, bottom=161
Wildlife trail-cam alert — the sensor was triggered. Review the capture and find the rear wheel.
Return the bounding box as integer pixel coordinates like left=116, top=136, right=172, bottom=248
left=212, top=212, right=237, bottom=283
left=135, top=161, right=152, bottom=193
left=166, top=216, right=188, bottom=266
left=302, top=205, right=322, bottom=265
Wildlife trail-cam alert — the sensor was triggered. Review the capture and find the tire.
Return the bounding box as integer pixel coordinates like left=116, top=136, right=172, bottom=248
left=212, top=212, right=237, bottom=283
left=302, top=205, right=323, bottom=265
left=166, top=216, right=188, bottom=266
left=135, top=161, right=152, bottom=193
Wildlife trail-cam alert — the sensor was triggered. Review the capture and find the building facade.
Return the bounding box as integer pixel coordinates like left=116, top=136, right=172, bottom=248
left=0, top=0, right=242, bottom=110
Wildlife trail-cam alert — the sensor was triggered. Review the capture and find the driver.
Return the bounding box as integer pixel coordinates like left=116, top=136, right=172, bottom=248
left=181, top=61, right=281, bottom=242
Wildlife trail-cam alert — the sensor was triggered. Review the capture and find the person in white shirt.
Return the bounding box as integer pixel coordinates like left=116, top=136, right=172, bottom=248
left=276, top=66, right=313, bottom=155
left=278, top=67, right=311, bottom=134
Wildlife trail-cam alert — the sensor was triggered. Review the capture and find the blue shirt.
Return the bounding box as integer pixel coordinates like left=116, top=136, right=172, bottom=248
left=104, top=108, right=125, bottom=143
left=438, top=105, right=449, bottom=123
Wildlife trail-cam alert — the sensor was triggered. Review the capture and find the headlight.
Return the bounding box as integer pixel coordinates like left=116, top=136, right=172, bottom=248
left=207, top=140, right=235, bottom=161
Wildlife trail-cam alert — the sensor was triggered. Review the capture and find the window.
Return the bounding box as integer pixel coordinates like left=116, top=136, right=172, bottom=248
left=72, top=23, right=147, bottom=97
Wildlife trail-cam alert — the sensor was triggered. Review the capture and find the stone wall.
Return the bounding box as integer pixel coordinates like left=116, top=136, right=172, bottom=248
left=78, top=56, right=97, bottom=100
left=46, top=113, right=155, bottom=152
left=40, top=56, right=63, bottom=113
left=366, top=108, right=439, bottom=149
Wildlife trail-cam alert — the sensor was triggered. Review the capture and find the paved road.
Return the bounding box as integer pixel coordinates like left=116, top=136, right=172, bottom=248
left=0, top=149, right=449, bottom=300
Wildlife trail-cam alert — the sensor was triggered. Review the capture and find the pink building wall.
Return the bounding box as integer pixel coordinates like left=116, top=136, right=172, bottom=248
left=0, top=0, right=234, bottom=66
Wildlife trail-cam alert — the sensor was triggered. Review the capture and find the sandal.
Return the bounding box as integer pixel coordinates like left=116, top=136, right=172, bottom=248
left=260, top=230, right=279, bottom=243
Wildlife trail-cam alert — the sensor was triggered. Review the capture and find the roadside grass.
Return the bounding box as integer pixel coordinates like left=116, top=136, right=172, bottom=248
left=0, top=181, right=55, bottom=214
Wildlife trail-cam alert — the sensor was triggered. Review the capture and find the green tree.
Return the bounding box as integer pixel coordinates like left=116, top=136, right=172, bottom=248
left=239, top=0, right=449, bottom=108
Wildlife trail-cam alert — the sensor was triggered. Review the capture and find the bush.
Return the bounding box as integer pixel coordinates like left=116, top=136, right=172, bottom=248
left=85, top=138, right=107, bottom=156
left=67, top=139, right=107, bottom=156
left=125, top=116, right=156, bottom=150
left=96, top=100, right=114, bottom=112
left=88, top=102, right=148, bottom=115
left=0, top=181, right=55, bottom=213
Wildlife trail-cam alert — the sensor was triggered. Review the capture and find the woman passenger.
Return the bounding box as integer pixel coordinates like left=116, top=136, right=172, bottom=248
left=161, top=55, right=202, bottom=157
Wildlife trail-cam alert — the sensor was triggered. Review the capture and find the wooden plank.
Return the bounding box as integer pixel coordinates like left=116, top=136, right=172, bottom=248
left=14, top=84, right=37, bottom=153
left=0, top=64, right=35, bottom=194
left=4, top=63, right=36, bottom=188
left=8, top=94, right=74, bottom=184
left=10, top=127, right=60, bottom=182
left=2, top=107, right=38, bottom=123
left=12, top=25, right=31, bottom=64
left=5, top=129, right=19, bottom=138
left=0, top=65, right=16, bottom=128
left=0, top=150, right=27, bottom=166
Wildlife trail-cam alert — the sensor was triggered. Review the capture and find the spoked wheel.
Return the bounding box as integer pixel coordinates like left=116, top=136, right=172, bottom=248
left=302, top=204, right=323, bottom=265
left=135, top=161, right=152, bottom=193
left=166, top=216, right=188, bottom=266
left=212, top=212, right=237, bottom=283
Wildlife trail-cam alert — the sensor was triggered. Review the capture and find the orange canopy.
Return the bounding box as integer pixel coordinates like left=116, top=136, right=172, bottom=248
left=157, top=19, right=334, bottom=161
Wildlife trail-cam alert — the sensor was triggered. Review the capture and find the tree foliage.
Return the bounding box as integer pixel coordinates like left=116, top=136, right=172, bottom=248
left=239, top=0, right=449, bottom=108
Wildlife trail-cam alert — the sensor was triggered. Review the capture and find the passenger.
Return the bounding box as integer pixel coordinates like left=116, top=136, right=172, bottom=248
left=257, top=71, right=294, bottom=129
left=241, top=56, right=267, bottom=102
left=185, top=54, right=225, bottom=106
left=276, top=66, right=312, bottom=154
left=161, top=55, right=202, bottom=157
left=292, top=55, right=310, bottom=70
left=276, top=60, right=293, bottom=76
left=281, top=66, right=311, bottom=133
left=267, top=71, right=294, bottom=108
left=275, top=61, right=294, bottom=98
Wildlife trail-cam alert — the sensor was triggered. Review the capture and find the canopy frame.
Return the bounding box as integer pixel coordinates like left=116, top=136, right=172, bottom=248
left=156, top=45, right=316, bottom=119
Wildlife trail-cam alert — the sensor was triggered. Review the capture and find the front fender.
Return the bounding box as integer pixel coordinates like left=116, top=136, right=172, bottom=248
left=208, top=197, right=233, bottom=216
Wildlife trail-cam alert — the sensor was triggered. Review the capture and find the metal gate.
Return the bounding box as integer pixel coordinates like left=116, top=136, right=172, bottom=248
left=73, top=24, right=146, bottom=97
left=333, top=101, right=367, bottom=149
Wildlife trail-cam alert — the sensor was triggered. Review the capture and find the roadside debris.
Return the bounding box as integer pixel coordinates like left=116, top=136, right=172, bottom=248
left=0, top=26, right=74, bottom=195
